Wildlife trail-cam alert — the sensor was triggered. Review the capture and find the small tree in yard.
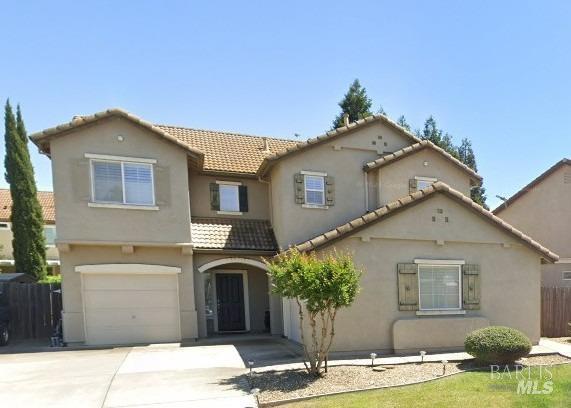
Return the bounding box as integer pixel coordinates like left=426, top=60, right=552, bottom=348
left=266, top=249, right=361, bottom=376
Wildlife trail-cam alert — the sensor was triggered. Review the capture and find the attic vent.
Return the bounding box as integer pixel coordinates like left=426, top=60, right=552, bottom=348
left=564, top=171, right=571, bottom=184
left=563, top=271, right=571, bottom=281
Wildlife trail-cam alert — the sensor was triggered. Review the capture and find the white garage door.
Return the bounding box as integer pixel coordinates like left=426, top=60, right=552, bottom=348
left=82, top=273, right=181, bottom=345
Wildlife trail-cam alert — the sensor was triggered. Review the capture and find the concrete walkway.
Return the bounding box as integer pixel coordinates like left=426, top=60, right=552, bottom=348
left=0, top=343, right=256, bottom=408
left=255, top=341, right=562, bottom=373
left=539, top=338, right=571, bottom=358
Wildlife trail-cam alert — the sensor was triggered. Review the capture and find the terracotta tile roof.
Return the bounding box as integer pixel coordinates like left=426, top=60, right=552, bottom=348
left=0, top=189, right=55, bottom=224
left=156, top=125, right=297, bottom=175
left=292, top=181, right=559, bottom=263
left=493, top=158, right=571, bottom=214
left=363, top=140, right=482, bottom=182
left=191, top=217, right=277, bottom=251
left=29, top=108, right=204, bottom=164
left=257, top=114, right=421, bottom=176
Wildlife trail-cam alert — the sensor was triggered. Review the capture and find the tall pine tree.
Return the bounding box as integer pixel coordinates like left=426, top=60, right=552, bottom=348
left=331, top=79, right=373, bottom=129
left=417, top=116, right=460, bottom=159
left=458, top=138, right=488, bottom=208
left=4, top=101, right=47, bottom=279
left=397, top=115, right=411, bottom=131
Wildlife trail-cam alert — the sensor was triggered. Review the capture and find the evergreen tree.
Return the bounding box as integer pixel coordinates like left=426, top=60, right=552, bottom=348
left=458, top=138, right=488, bottom=208
left=397, top=115, right=411, bottom=131
left=4, top=101, right=47, bottom=279
left=331, top=79, right=373, bottom=129
left=418, top=116, right=459, bottom=159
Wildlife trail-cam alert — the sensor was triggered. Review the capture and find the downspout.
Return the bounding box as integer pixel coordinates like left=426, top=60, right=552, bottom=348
left=258, top=174, right=273, bottom=225
left=364, top=171, right=369, bottom=212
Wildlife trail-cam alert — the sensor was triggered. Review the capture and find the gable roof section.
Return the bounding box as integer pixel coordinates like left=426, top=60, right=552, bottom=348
left=30, top=108, right=205, bottom=165
left=0, top=189, right=55, bottom=224
left=493, top=158, right=571, bottom=215
left=257, top=114, right=421, bottom=177
left=293, top=181, right=558, bottom=263
left=363, top=140, right=482, bottom=183
left=156, top=125, right=297, bottom=175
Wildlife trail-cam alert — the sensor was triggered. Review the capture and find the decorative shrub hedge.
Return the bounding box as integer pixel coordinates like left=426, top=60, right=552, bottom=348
left=464, top=326, right=532, bottom=364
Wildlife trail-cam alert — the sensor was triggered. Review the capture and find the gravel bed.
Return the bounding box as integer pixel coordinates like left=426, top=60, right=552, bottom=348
left=254, top=354, right=570, bottom=404
left=549, top=337, right=571, bottom=345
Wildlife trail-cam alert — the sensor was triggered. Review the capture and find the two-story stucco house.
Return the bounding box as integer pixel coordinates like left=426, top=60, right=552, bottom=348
left=493, top=159, right=571, bottom=288
left=30, top=109, right=558, bottom=352
left=0, top=189, right=60, bottom=275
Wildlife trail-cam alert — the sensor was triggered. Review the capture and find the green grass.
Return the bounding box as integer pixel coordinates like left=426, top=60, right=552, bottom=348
left=283, top=364, right=571, bottom=408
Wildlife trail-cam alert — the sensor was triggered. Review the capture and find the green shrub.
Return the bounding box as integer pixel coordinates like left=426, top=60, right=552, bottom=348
left=38, top=275, right=61, bottom=284
left=464, top=326, right=532, bottom=364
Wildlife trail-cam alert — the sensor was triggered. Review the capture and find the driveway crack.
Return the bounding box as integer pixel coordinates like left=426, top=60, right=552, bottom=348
left=101, top=348, right=132, bottom=408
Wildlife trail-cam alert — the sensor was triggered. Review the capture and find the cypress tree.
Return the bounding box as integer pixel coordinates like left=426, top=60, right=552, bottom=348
left=331, top=79, right=373, bottom=129
left=4, top=101, right=47, bottom=279
left=397, top=115, right=411, bottom=131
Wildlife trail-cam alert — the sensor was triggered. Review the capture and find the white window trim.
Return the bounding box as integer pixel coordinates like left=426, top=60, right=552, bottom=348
left=89, top=158, right=156, bottom=208
left=85, top=153, right=157, bottom=164
left=304, top=174, right=326, bottom=206
left=414, top=259, right=465, bottom=265
left=414, top=176, right=437, bottom=182
left=0, top=222, right=10, bottom=230
left=417, top=262, right=463, bottom=312
left=562, top=271, right=571, bottom=281
left=416, top=310, right=466, bottom=316
left=300, top=170, right=327, bottom=177
left=217, top=181, right=242, bottom=213
left=302, top=204, right=329, bottom=210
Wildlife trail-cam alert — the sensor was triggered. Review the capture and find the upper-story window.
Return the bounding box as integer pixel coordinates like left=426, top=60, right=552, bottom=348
left=415, top=176, right=437, bottom=191
left=210, top=181, right=248, bottom=214
left=294, top=170, right=334, bottom=209
left=44, top=226, right=56, bottom=247
left=87, top=154, right=156, bottom=207
left=305, top=175, right=325, bottom=206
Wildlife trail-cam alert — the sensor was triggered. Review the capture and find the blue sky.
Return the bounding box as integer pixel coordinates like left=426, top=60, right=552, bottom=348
left=1, top=1, right=570, bottom=209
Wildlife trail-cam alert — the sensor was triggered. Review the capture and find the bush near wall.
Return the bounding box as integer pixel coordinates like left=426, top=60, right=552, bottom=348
left=465, top=326, right=532, bottom=364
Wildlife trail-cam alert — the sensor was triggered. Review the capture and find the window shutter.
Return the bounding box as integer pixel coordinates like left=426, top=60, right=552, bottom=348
left=462, top=264, right=481, bottom=310
left=409, top=178, right=418, bottom=194
left=238, top=185, right=248, bottom=212
left=397, top=263, right=419, bottom=311
left=71, top=158, right=91, bottom=202
left=210, top=183, right=220, bottom=211
left=325, top=176, right=335, bottom=206
left=294, top=173, right=305, bottom=204
left=154, top=165, right=171, bottom=207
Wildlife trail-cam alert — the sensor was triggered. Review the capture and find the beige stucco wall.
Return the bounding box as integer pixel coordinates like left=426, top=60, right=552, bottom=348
left=188, top=171, right=270, bottom=220
left=49, top=117, right=192, bottom=244
left=270, top=121, right=413, bottom=248
left=284, top=193, right=543, bottom=352
left=377, top=148, right=473, bottom=206
left=60, top=245, right=197, bottom=343
left=496, top=164, right=571, bottom=257
left=541, top=263, right=571, bottom=288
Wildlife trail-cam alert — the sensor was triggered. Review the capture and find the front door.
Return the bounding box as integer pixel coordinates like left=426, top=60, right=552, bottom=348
left=216, top=273, right=246, bottom=331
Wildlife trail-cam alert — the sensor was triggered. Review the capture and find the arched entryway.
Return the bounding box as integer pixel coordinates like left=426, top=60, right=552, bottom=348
left=195, top=257, right=282, bottom=338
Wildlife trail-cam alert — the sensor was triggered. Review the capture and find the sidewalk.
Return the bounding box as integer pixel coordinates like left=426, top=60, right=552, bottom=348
left=255, top=341, right=562, bottom=373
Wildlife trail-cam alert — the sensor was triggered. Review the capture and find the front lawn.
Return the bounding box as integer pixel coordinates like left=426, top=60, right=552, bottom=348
left=282, top=364, right=571, bottom=408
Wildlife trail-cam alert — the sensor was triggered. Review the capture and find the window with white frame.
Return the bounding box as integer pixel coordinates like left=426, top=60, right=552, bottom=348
left=418, top=264, right=461, bottom=310
left=304, top=175, right=325, bottom=205
left=91, top=159, right=155, bottom=206
left=563, top=271, right=571, bottom=281
left=44, top=226, right=56, bottom=247
left=219, top=184, right=240, bottom=212
left=0, top=222, right=9, bottom=230
left=416, top=176, right=437, bottom=191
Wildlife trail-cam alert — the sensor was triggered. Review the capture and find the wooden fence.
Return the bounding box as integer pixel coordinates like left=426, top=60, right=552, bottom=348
left=541, top=287, right=571, bottom=337
left=0, top=282, right=62, bottom=339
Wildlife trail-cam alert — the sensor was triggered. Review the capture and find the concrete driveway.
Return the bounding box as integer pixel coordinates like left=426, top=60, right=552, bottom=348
left=0, top=342, right=262, bottom=407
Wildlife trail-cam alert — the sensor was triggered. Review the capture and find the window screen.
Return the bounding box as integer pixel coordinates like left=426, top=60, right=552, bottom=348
left=305, top=175, right=325, bottom=205
left=418, top=264, right=461, bottom=310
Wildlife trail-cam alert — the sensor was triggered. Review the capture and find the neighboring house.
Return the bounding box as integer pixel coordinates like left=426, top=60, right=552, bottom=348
left=493, top=159, right=571, bottom=288
left=30, top=109, right=557, bottom=352
left=0, top=189, right=60, bottom=275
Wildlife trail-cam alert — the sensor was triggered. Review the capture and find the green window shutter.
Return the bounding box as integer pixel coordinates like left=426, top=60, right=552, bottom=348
left=294, top=173, right=305, bottom=204
left=325, top=176, right=335, bottom=206
left=71, top=158, right=91, bottom=202
left=154, top=165, right=171, bottom=207
left=209, top=183, right=220, bottom=211
left=409, top=178, right=417, bottom=194
left=397, top=263, right=419, bottom=311
left=238, top=185, right=248, bottom=212
left=462, top=264, right=481, bottom=310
